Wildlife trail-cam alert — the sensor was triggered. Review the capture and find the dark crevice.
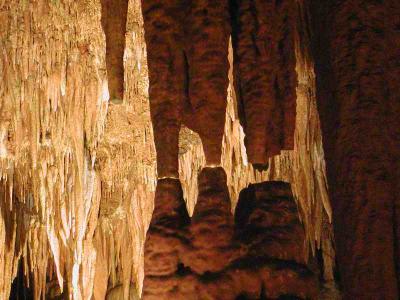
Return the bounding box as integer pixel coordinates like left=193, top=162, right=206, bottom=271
left=182, top=50, right=193, bottom=113
left=10, top=262, right=34, bottom=300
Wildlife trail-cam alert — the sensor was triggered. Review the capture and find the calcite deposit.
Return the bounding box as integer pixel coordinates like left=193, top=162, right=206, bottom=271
left=100, top=0, right=129, bottom=102
left=143, top=171, right=318, bottom=299
left=309, top=0, right=400, bottom=298
left=231, top=0, right=297, bottom=164
left=141, top=0, right=231, bottom=177
left=2, top=0, right=396, bottom=299
left=0, top=0, right=336, bottom=298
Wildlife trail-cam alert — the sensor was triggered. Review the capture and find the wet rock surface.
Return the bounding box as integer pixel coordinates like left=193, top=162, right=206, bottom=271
left=143, top=169, right=317, bottom=299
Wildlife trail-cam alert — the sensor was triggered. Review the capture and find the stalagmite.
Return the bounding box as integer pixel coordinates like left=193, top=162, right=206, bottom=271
left=178, top=22, right=335, bottom=287
left=143, top=174, right=318, bottom=299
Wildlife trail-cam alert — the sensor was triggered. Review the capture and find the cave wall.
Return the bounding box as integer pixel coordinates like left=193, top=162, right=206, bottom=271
left=0, top=1, right=109, bottom=298
left=0, top=0, right=335, bottom=297
left=142, top=0, right=334, bottom=274
left=308, top=0, right=400, bottom=298
left=142, top=0, right=400, bottom=298
left=140, top=0, right=336, bottom=298
left=0, top=0, right=155, bottom=298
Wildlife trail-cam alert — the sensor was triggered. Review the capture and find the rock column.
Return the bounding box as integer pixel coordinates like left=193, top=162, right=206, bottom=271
left=309, top=1, right=400, bottom=298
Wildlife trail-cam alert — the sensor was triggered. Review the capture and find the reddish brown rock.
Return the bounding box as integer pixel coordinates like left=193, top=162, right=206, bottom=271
left=140, top=0, right=185, bottom=178
left=309, top=0, right=400, bottom=298
left=231, top=0, right=298, bottom=164
left=144, top=179, right=190, bottom=278
left=183, top=167, right=240, bottom=273
left=142, top=1, right=230, bottom=177
left=182, top=2, right=230, bottom=164
left=235, top=182, right=307, bottom=265
left=143, top=175, right=317, bottom=299
left=100, top=0, right=129, bottom=102
left=234, top=181, right=316, bottom=299
left=385, top=1, right=400, bottom=289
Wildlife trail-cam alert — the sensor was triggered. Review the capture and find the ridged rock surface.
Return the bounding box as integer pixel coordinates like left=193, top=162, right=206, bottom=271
left=309, top=0, right=400, bottom=298
left=0, top=0, right=155, bottom=298
left=179, top=19, right=334, bottom=285
left=141, top=0, right=231, bottom=177
left=231, top=0, right=297, bottom=163
left=144, top=170, right=318, bottom=299
left=0, top=0, right=108, bottom=298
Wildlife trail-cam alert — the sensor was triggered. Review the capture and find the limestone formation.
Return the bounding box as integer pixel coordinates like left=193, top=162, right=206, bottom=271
left=141, top=0, right=231, bottom=176
left=309, top=0, right=400, bottom=298
left=100, top=0, right=129, bottom=102
left=231, top=0, right=298, bottom=164
left=0, top=0, right=335, bottom=297
left=5, top=0, right=399, bottom=299
left=143, top=170, right=318, bottom=299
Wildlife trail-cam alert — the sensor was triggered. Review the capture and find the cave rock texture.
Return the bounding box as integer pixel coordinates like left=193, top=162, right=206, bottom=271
left=308, top=0, right=400, bottom=298
left=141, top=0, right=231, bottom=176
left=1, top=0, right=398, bottom=299
left=230, top=0, right=297, bottom=164
left=143, top=169, right=318, bottom=299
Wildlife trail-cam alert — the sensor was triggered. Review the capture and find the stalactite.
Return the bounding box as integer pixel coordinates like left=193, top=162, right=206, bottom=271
left=0, top=181, right=24, bottom=300
left=178, top=35, right=335, bottom=284
left=230, top=0, right=298, bottom=164
left=94, top=0, right=156, bottom=298
left=0, top=0, right=109, bottom=297
left=142, top=0, right=231, bottom=177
